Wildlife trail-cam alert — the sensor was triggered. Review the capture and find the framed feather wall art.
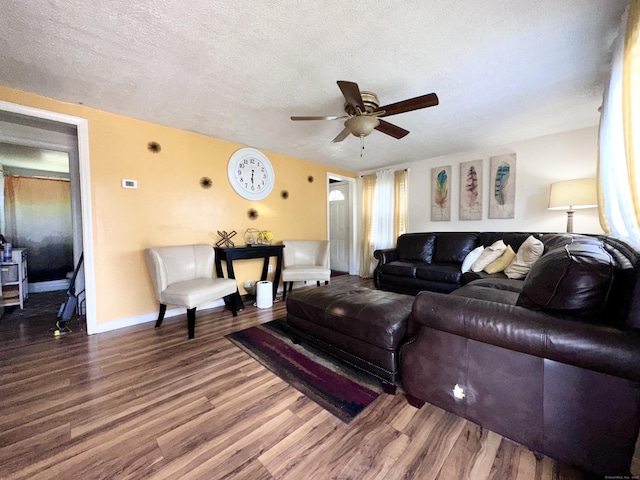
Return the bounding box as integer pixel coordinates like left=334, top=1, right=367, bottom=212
left=459, top=159, right=483, bottom=220
left=431, top=165, right=451, bottom=221
left=489, top=153, right=516, bottom=219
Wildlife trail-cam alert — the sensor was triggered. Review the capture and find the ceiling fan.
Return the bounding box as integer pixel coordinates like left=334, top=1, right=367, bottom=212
left=291, top=80, right=439, bottom=143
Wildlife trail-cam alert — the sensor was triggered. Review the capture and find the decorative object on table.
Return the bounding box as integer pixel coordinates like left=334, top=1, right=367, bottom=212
left=281, top=190, right=289, bottom=199
left=244, top=228, right=261, bottom=245
left=489, top=153, right=516, bottom=219
left=147, top=141, right=161, bottom=153
left=225, top=320, right=382, bottom=423
left=548, top=178, right=597, bottom=233
left=216, top=230, right=236, bottom=248
left=257, top=230, right=273, bottom=245
left=200, top=177, right=212, bottom=189
left=459, top=159, right=483, bottom=220
left=227, top=147, right=275, bottom=200
left=430, top=165, right=451, bottom=221
left=247, top=208, right=259, bottom=220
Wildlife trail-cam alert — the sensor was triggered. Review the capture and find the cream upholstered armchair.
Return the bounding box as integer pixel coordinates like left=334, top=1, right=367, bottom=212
left=144, top=244, right=238, bottom=339
left=281, top=240, right=331, bottom=301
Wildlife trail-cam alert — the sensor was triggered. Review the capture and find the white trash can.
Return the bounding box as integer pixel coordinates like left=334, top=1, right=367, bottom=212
left=255, top=281, right=273, bottom=308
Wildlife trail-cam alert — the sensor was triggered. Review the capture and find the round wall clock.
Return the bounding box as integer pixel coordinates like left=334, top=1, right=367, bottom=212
left=227, top=148, right=275, bottom=201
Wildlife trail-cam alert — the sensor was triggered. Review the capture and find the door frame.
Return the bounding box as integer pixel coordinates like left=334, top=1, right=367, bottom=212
left=0, top=101, right=97, bottom=334
left=326, top=172, right=357, bottom=275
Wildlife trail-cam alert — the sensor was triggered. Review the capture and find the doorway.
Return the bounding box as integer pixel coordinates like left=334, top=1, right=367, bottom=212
left=0, top=101, right=96, bottom=334
left=327, top=173, right=356, bottom=275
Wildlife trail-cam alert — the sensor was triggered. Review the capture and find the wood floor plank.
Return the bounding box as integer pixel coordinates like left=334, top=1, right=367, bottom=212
left=436, top=422, right=502, bottom=480
left=0, top=276, right=607, bottom=479
left=258, top=409, right=338, bottom=477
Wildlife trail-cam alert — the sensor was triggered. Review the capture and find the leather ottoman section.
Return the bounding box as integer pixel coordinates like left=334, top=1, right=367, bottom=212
left=285, top=285, right=414, bottom=388
left=286, top=285, right=413, bottom=350
left=286, top=314, right=399, bottom=383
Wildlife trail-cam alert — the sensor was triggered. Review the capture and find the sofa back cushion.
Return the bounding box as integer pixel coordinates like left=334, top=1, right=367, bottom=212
left=479, top=232, right=541, bottom=252
left=396, top=233, right=436, bottom=263
left=433, top=232, right=478, bottom=264
left=516, top=238, right=614, bottom=321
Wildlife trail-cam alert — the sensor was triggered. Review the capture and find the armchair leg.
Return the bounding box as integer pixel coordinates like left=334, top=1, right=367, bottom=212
left=187, top=307, right=196, bottom=339
left=317, top=281, right=321, bottom=287
left=155, top=304, right=167, bottom=328
left=283, top=282, right=290, bottom=301
left=230, top=290, right=239, bottom=317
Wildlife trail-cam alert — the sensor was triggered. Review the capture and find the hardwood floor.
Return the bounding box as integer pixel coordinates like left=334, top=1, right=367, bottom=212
left=0, top=276, right=634, bottom=479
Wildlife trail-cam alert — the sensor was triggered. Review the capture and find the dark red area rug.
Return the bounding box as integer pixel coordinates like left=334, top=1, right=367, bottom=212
left=225, top=320, right=382, bottom=423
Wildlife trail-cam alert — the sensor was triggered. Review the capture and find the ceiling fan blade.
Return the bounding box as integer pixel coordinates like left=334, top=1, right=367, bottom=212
left=375, top=119, right=410, bottom=139
left=331, top=127, right=352, bottom=143
left=377, top=93, right=439, bottom=117
left=291, top=115, right=347, bottom=121
left=337, top=81, right=365, bottom=112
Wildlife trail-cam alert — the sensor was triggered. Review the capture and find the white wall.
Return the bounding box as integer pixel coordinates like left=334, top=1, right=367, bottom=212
left=402, top=126, right=603, bottom=235
left=354, top=126, right=603, bottom=275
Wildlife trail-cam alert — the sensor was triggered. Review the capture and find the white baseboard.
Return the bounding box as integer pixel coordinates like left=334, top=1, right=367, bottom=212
left=94, top=299, right=225, bottom=334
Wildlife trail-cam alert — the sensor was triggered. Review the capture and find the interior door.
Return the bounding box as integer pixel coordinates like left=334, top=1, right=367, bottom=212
left=329, top=182, right=350, bottom=273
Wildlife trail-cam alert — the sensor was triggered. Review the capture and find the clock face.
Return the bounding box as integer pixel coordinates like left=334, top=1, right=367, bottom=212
left=227, top=148, right=275, bottom=200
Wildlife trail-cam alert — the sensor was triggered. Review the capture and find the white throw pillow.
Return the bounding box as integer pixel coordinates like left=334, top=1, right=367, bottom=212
left=471, top=240, right=507, bottom=272
left=461, top=246, right=484, bottom=273
left=504, top=235, right=544, bottom=279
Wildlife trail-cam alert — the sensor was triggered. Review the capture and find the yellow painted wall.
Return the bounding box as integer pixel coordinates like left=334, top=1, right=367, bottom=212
left=0, top=86, right=355, bottom=325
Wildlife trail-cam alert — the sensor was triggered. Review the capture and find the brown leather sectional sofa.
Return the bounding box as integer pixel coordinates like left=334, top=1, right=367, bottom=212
left=375, top=232, right=640, bottom=476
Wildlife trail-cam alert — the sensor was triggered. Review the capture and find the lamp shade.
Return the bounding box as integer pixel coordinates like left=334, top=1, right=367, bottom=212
left=548, top=178, right=598, bottom=210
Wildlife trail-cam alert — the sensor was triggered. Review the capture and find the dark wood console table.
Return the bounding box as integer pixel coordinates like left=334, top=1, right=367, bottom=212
left=214, top=245, right=284, bottom=309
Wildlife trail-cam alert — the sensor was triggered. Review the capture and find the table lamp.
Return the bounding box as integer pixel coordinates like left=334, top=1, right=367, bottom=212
left=548, top=178, right=598, bottom=233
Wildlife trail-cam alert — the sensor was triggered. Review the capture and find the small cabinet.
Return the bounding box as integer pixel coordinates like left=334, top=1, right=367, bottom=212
left=1, top=248, right=27, bottom=308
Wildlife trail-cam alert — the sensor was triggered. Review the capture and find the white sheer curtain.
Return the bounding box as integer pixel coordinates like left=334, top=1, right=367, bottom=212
left=371, top=170, right=395, bottom=251
left=360, top=169, right=408, bottom=277
left=599, top=3, right=640, bottom=245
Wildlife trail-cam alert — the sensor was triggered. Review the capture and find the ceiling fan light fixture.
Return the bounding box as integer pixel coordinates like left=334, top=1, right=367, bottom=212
left=345, top=115, right=380, bottom=137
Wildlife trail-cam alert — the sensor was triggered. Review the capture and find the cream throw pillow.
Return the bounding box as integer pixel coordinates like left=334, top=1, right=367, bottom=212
left=504, top=235, right=544, bottom=279
left=461, top=246, right=484, bottom=273
left=484, top=245, right=516, bottom=274
left=471, top=240, right=507, bottom=272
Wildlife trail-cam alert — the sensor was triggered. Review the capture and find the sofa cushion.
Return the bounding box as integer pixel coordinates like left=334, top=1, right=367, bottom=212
left=451, top=283, right=520, bottom=305
left=396, top=233, right=436, bottom=263
left=415, top=264, right=463, bottom=284
left=484, top=245, right=516, bottom=274
left=466, top=277, right=525, bottom=293
left=504, top=235, right=544, bottom=279
left=379, top=261, right=418, bottom=278
left=471, top=240, right=507, bottom=272
left=517, top=239, right=615, bottom=321
left=461, top=246, right=484, bottom=273
left=433, top=232, right=478, bottom=263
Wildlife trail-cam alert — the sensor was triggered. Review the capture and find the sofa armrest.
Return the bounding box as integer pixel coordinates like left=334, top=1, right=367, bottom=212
left=405, top=290, right=640, bottom=382
left=373, top=248, right=399, bottom=288
left=373, top=248, right=399, bottom=264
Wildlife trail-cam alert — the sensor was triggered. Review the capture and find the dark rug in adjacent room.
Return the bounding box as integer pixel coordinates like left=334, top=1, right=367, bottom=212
left=225, top=320, right=382, bottom=423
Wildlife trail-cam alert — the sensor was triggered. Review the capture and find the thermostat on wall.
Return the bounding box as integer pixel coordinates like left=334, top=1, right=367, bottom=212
left=122, top=179, right=138, bottom=189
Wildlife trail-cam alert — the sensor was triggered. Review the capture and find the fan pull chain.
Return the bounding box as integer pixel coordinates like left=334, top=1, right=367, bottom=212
left=360, top=135, right=365, bottom=157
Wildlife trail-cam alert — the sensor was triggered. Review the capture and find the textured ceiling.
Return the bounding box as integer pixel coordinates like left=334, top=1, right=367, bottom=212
left=0, top=0, right=628, bottom=172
